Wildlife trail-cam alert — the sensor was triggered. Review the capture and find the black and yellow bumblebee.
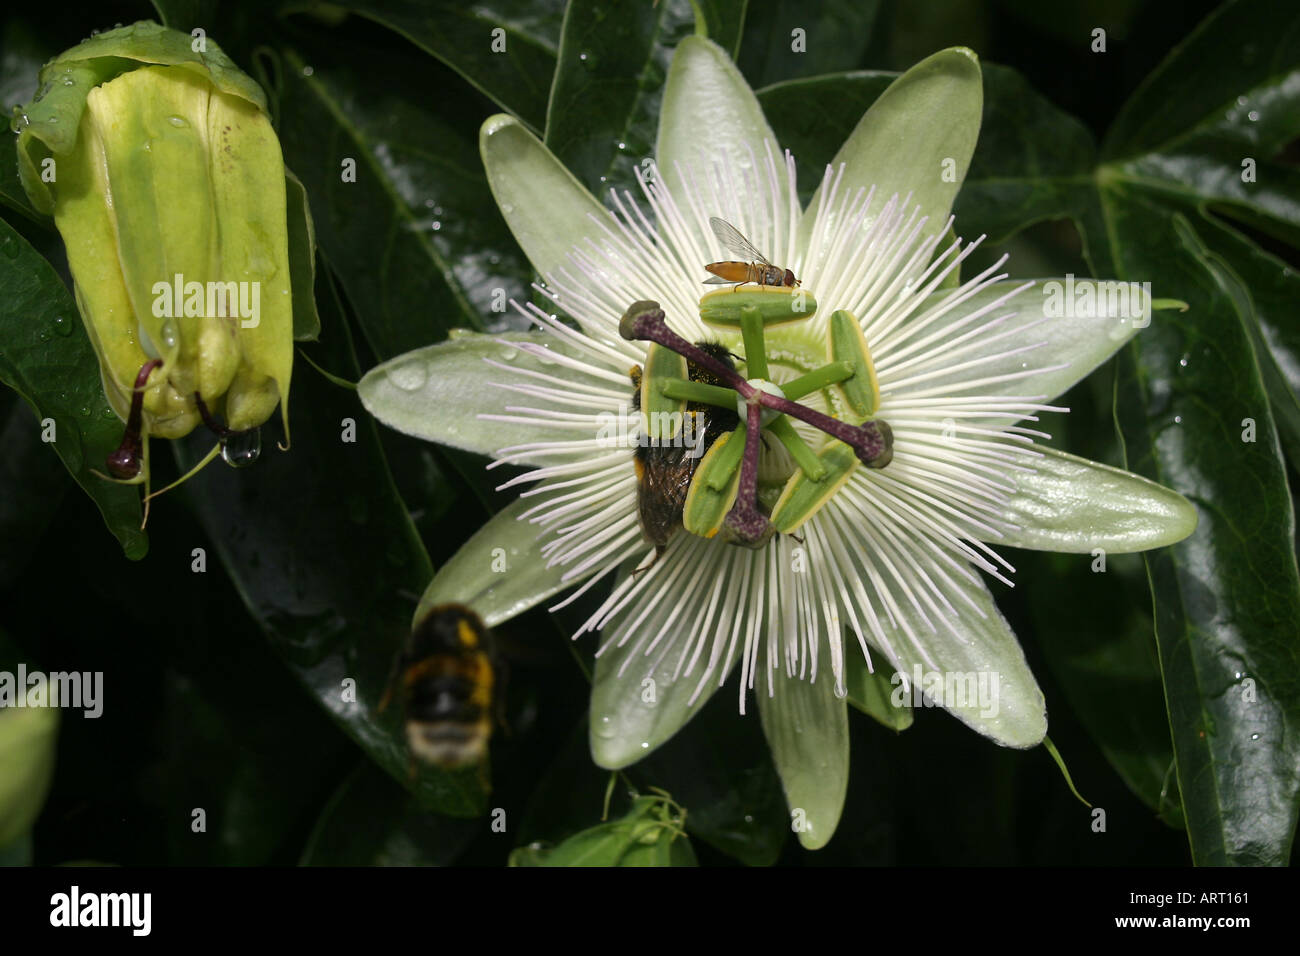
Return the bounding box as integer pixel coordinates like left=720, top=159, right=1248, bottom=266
left=381, top=603, right=495, bottom=770
left=630, top=342, right=739, bottom=552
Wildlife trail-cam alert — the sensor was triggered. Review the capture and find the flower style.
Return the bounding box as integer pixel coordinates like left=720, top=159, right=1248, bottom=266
left=360, top=38, right=1196, bottom=847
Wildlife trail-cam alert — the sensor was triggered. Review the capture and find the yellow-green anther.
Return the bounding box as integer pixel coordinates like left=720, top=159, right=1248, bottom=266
left=659, top=378, right=735, bottom=409
left=766, top=417, right=826, bottom=481
left=770, top=442, right=862, bottom=533
left=13, top=21, right=315, bottom=487
left=781, top=361, right=856, bottom=401
left=704, top=424, right=746, bottom=491
left=641, top=343, right=688, bottom=440
left=698, top=286, right=816, bottom=329
left=739, top=306, right=768, bottom=380
left=683, top=430, right=743, bottom=537
left=828, top=310, right=880, bottom=419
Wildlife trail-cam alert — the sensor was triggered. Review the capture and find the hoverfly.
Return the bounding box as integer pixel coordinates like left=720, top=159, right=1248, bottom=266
left=704, top=216, right=799, bottom=289
left=381, top=603, right=495, bottom=770
left=631, top=343, right=740, bottom=552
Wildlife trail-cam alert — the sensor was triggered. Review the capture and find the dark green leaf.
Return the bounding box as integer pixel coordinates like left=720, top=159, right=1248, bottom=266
left=303, top=0, right=565, bottom=131
left=277, top=34, right=533, bottom=358
left=301, top=762, right=479, bottom=864
left=1112, top=206, right=1300, bottom=864
left=1020, top=550, right=1183, bottom=827
left=0, top=218, right=147, bottom=559
left=545, top=0, right=745, bottom=197
left=739, top=0, right=880, bottom=88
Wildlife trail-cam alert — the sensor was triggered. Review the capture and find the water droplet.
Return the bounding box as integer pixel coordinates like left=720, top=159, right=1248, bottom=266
left=78, top=405, right=90, bottom=417
left=387, top=362, right=427, bottom=391
left=1179, top=355, right=1188, bottom=367
left=0, top=234, right=18, bottom=259
left=302, top=65, right=315, bottom=77
left=160, top=319, right=179, bottom=350
left=53, top=315, right=73, bottom=336
left=39, top=331, right=51, bottom=342
left=640, top=741, right=649, bottom=749
left=166, top=115, right=188, bottom=128
left=501, top=202, right=515, bottom=214
left=221, top=428, right=262, bottom=467
left=62, top=77, right=75, bottom=87
left=1237, top=95, right=1248, bottom=106
left=424, top=198, right=435, bottom=208
left=579, top=51, right=598, bottom=70
left=1247, top=110, right=1259, bottom=122
left=101, top=407, right=117, bottom=420
left=1173, top=415, right=1182, bottom=424
left=46, top=115, right=58, bottom=124
left=617, top=141, right=626, bottom=150
left=431, top=220, right=441, bottom=231
left=1250, top=732, right=1260, bottom=740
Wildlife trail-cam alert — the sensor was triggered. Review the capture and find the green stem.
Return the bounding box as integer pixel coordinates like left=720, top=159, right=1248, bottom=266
left=781, top=361, right=855, bottom=401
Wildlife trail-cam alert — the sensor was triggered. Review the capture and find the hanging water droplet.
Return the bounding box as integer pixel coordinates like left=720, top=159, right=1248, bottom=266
left=220, top=428, right=262, bottom=467
left=160, top=319, right=179, bottom=350
left=1247, top=110, right=1260, bottom=122
left=53, top=314, right=73, bottom=336
left=387, top=362, right=427, bottom=391
left=166, top=115, right=188, bottom=128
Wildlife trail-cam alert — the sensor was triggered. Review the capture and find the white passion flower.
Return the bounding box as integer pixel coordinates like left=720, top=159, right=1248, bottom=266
left=360, top=40, right=1196, bottom=848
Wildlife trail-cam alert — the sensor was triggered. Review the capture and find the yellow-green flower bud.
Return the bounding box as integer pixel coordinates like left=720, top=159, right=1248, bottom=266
left=13, top=21, right=314, bottom=488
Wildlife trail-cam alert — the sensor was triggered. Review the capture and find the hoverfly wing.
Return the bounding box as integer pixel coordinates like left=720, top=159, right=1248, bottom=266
left=709, top=216, right=772, bottom=266
left=703, top=275, right=736, bottom=284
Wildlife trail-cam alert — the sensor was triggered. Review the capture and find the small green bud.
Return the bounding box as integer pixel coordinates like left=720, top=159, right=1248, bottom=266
left=14, top=21, right=316, bottom=493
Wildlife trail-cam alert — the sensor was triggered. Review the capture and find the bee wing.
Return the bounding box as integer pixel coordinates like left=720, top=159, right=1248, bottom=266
left=709, top=217, right=772, bottom=266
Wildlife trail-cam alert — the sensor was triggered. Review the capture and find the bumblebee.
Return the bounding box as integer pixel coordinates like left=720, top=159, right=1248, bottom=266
left=382, top=603, right=495, bottom=770
left=631, top=342, right=739, bottom=551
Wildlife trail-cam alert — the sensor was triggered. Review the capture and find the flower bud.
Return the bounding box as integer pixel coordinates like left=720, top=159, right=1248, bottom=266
left=13, top=21, right=314, bottom=487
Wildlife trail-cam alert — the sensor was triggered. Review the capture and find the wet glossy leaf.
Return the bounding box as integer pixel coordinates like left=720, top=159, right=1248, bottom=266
left=301, top=762, right=479, bottom=865
left=277, top=33, right=532, bottom=359
left=545, top=0, right=745, bottom=197
left=0, top=217, right=147, bottom=559
left=317, top=0, right=565, bottom=131
left=739, top=0, right=881, bottom=88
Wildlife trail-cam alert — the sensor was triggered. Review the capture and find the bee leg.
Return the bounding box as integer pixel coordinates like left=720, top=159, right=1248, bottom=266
left=632, top=545, right=665, bottom=576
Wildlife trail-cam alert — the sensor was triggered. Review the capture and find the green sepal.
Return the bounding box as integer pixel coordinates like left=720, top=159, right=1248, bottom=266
left=699, top=286, right=816, bottom=329
left=682, top=429, right=743, bottom=537
left=641, top=343, right=688, bottom=441
left=770, top=441, right=861, bottom=533
left=827, top=310, right=880, bottom=419
left=286, top=168, right=321, bottom=342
